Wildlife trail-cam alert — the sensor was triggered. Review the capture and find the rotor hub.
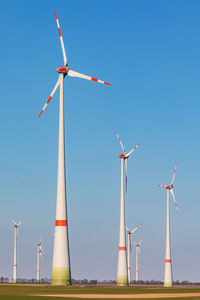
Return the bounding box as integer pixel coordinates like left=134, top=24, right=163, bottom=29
left=56, top=65, right=70, bottom=75
left=119, top=153, right=127, bottom=158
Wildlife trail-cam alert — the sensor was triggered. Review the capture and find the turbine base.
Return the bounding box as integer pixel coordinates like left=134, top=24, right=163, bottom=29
left=164, top=281, right=173, bottom=287
left=117, top=275, right=128, bottom=286
left=52, top=267, right=71, bottom=285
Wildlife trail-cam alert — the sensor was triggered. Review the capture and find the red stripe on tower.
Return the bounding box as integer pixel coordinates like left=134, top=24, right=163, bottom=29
left=119, top=246, right=126, bottom=251
left=165, top=259, right=171, bottom=263
left=55, top=220, right=67, bottom=226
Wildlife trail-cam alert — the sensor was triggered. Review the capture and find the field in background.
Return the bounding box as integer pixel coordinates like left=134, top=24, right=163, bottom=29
left=1, top=285, right=200, bottom=299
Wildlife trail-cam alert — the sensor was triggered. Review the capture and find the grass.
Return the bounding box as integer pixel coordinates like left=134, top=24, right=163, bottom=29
left=1, top=285, right=200, bottom=299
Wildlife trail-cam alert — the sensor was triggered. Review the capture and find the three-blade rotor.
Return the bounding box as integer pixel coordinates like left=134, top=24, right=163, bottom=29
left=37, top=234, right=43, bottom=257
left=115, top=131, right=140, bottom=193
left=38, top=11, right=111, bottom=118
left=158, top=162, right=178, bottom=214
left=8, top=216, right=24, bottom=239
left=126, top=224, right=142, bottom=251
left=134, top=239, right=143, bottom=256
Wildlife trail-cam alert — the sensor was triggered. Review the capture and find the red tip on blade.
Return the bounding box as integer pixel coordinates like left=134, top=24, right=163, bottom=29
left=91, top=77, right=98, bottom=82
left=55, top=10, right=58, bottom=19
left=105, top=82, right=111, bottom=85
left=58, top=28, right=62, bottom=37
left=38, top=110, right=43, bottom=118
left=47, top=96, right=52, bottom=104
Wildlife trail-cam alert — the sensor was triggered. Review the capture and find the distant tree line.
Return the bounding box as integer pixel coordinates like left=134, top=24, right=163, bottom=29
left=0, top=277, right=9, bottom=283
left=0, top=277, right=200, bottom=285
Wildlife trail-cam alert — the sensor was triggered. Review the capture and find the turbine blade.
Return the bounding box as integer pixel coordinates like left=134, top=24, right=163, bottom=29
left=158, top=185, right=168, bottom=188
left=125, top=226, right=130, bottom=232
left=8, top=216, right=16, bottom=225
left=170, top=189, right=179, bottom=214
left=115, top=131, right=125, bottom=152
left=68, top=69, right=111, bottom=85
left=126, top=143, right=140, bottom=157
left=54, top=10, right=67, bottom=66
left=39, top=233, right=42, bottom=244
left=17, top=217, right=24, bottom=227
left=130, top=223, right=142, bottom=234
left=125, top=159, right=128, bottom=193
left=38, top=77, right=60, bottom=117
left=171, top=162, right=177, bottom=185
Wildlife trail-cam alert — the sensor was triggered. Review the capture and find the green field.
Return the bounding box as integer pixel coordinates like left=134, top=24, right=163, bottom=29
left=1, top=285, right=200, bottom=300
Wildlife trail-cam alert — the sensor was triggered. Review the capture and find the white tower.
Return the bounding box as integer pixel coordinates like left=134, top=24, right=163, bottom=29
left=38, top=10, right=110, bottom=286
left=126, top=224, right=142, bottom=285
left=134, top=240, right=142, bottom=282
left=37, top=235, right=43, bottom=283
left=115, top=131, right=140, bottom=286
left=158, top=162, right=178, bottom=287
left=8, top=217, right=23, bottom=283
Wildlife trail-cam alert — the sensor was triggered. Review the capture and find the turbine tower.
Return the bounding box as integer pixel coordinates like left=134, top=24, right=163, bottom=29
left=115, top=131, right=140, bottom=286
left=158, top=162, right=178, bottom=287
left=8, top=217, right=23, bottom=283
left=37, top=235, right=43, bottom=283
left=38, top=11, right=110, bottom=285
left=134, top=239, right=142, bottom=282
left=126, top=224, right=142, bottom=285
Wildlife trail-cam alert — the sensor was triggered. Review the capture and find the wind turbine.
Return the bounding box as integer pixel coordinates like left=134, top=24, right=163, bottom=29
left=38, top=11, right=110, bottom=285
left=126, top=224, right=142, bottom=285
left=8, top=217, right=23, bottom=283
left=37, top=235, right=43, bottom=283
left=134, top=239, right=142, bottom=282
left=115, top=131, right=140, bottom=286
left=158, top=162, right=178, bottom=287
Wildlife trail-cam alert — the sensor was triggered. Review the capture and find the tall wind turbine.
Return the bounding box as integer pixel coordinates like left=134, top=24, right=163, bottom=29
left=38, top=11, right=110, bottom=285
left=158, top=162, right=178, bottom=287
left=115, top=131, right=140, bottom=286
left=126, top=224, right=142, bottom=285
left=37, top=235, right=43, bottom=283
left=134, top=239, right=142, bottom=282
left=8, top=217, right=23, bottom=283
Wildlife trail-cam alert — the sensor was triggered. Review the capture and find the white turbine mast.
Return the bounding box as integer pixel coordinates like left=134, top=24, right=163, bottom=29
left=115, top=131, right=140, bottom=286
left=158, top=162, right=178, bottom=287
left=37, top=234, right=43, bottom=283
left=134, top=239, right=143, bottom=282
left=126, top=224, right=142, bottom=285
left=8, top=216, right=24, bottom=283
left=38, top=10, right=110, bottom=285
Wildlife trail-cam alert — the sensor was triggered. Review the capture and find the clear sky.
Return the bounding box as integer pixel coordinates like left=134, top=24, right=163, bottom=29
left=1, top=0, right=200, bottom=282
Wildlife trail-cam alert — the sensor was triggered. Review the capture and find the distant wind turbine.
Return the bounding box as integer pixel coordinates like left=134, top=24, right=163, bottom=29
left=37, top=235, right=43, bottom=283
left=126, top=224, right=142, bottom=285
left=158, top=162, right=178, bottom=287
left=115, top=131, right=140, bottom=286
left=134, top=239, right=143, bottom=282
left=8, top=217, right=24, bottom=283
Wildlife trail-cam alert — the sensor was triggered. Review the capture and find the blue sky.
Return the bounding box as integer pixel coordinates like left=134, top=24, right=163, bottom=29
left=0, top=0, right=200, bottom=282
